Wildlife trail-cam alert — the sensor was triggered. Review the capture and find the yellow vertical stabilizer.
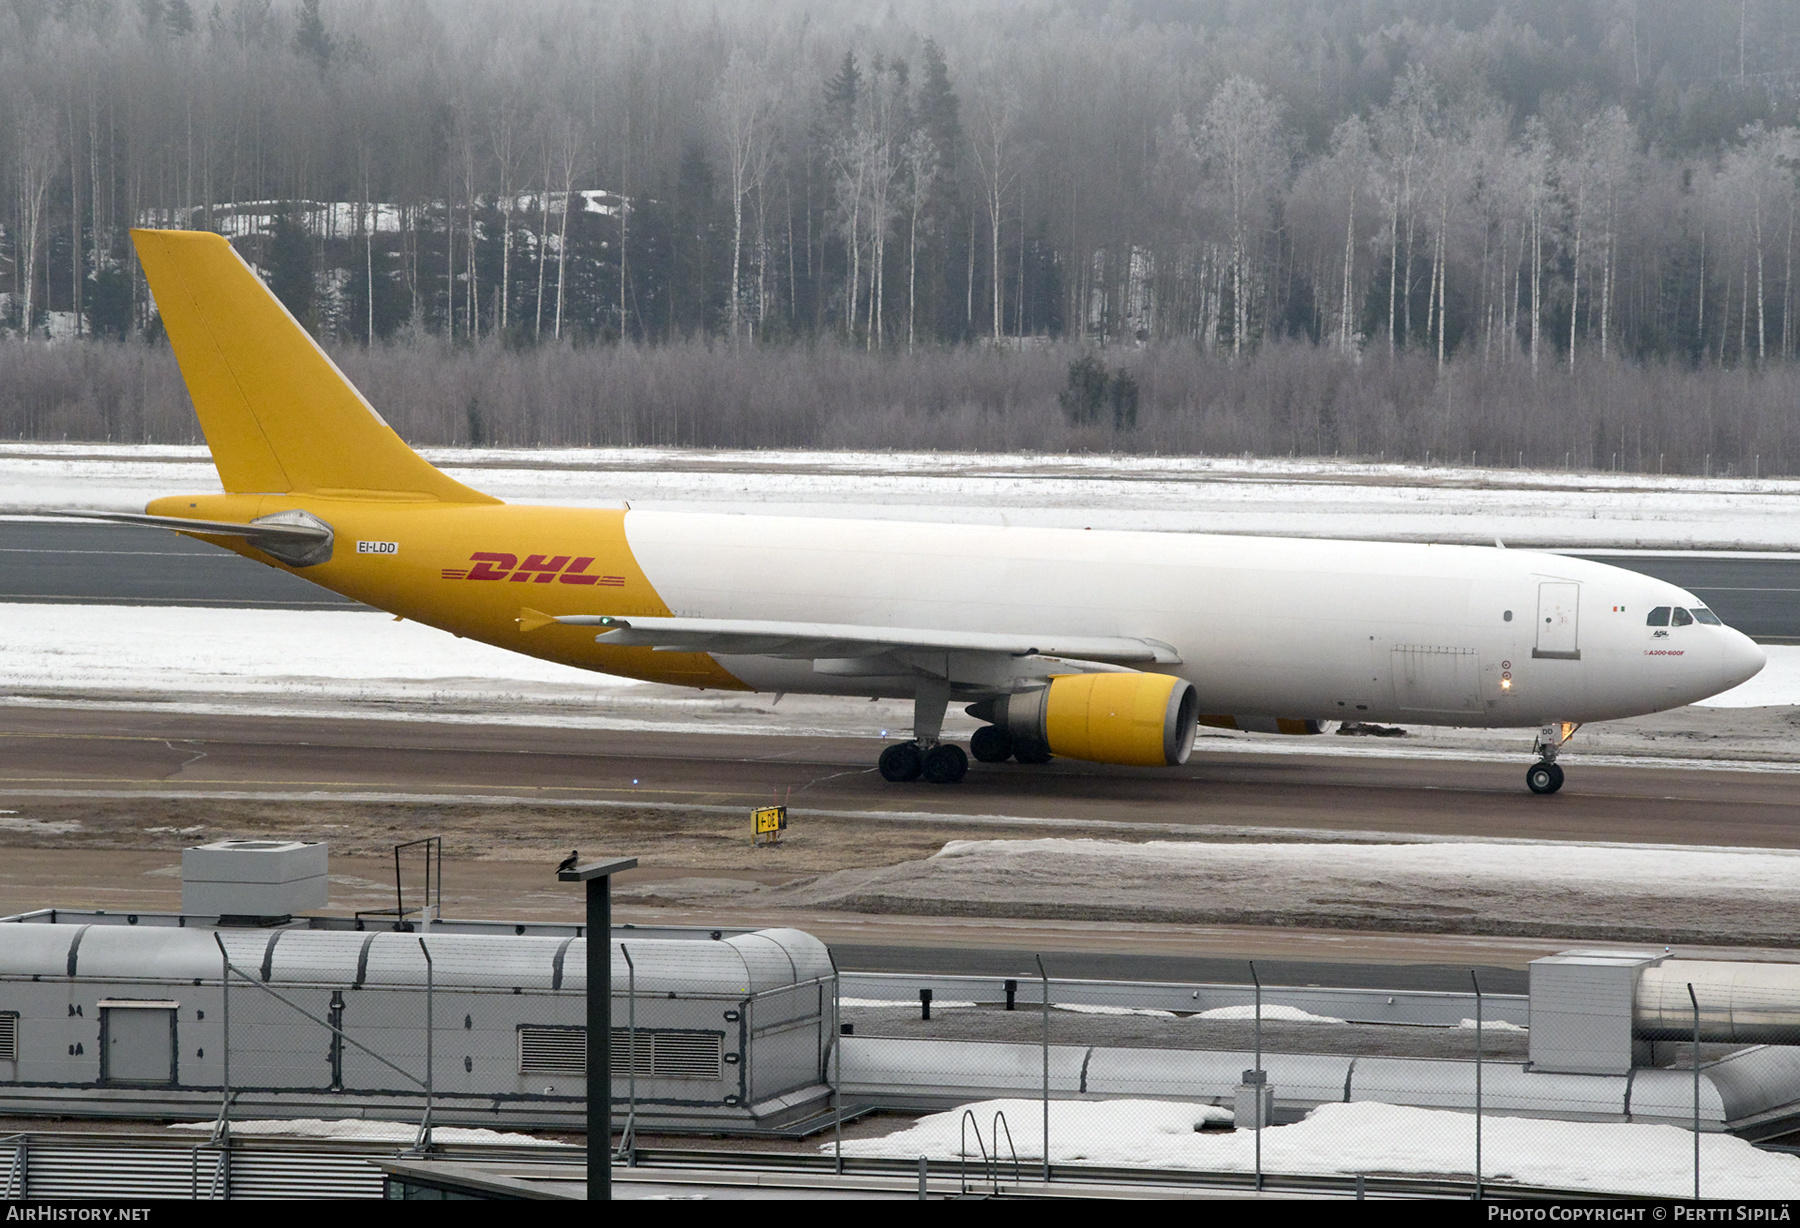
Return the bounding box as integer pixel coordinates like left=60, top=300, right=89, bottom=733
left=130, top=228, right=497, bottom=503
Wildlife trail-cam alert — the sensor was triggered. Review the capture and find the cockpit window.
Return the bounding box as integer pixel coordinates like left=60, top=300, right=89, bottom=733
left=1646, top=607, right=1671, bottom=626
left=1671, top=607, right=1695, bottom=627
left=1692, top=608, right=1723, bottom=625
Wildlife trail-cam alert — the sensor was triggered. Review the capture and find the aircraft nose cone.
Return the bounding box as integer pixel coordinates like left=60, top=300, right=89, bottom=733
left=1719, top=630, right=1767, bottom=691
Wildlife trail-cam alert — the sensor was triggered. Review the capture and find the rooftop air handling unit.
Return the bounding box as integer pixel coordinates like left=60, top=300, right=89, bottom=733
left=180, top=839, right=329, bottom=922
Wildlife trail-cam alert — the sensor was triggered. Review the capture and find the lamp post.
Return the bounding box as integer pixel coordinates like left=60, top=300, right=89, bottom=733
left=559, top=856, right=638, bottom=1201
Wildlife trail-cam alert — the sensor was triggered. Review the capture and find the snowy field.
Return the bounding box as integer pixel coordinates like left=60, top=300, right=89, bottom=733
left=918, top=836, right=1800, bottom=895
left=8, top=441, right=1800, bottom=550
left=0, top=603, right=947, bottom=739
left=717, top=836, right=1800, bottom=944
left=835, top=1098, right=1799, bottom=1197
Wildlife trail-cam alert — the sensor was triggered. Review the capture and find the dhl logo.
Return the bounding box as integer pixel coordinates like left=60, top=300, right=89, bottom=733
left=440, top=553, right=625, bottom=586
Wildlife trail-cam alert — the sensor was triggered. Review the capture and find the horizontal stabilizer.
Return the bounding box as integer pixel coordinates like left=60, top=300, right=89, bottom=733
left=53, top=509, right=335, bottom=567
left=551, top=614, right=1182, bottom=665
left=52, top=510, right=329, bottom=543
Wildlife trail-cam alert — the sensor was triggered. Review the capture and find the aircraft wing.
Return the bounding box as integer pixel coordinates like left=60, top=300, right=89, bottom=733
left=521, top=610, right=1181, bottom=665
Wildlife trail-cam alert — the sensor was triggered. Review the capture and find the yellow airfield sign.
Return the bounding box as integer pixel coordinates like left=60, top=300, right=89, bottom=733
left=753, top=805, right=788, bottom=844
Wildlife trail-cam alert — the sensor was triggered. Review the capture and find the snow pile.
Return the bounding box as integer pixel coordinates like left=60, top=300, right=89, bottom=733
left=764, top=836, right=1800, bottom=940
left=1458, top=1018, right=1529, bottom=1033
left=835, top=1098, right=1232, bottom=1162
left=166, top=1118, right=568, bottom=1145
left=1054, top=1003, right=1176, bottom=1018
left=1195, top=1004, right=1347, bottom=1025
left=929, top=837, right=1800, bottom=896
left=835, top=1098, right=1800, bottom=1196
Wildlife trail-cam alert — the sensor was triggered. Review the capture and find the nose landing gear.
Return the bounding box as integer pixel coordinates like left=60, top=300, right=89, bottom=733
left=1526, top=722, right=1578, bottom=794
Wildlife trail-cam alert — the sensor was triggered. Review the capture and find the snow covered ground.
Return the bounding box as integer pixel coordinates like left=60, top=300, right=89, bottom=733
left=918, top=837, right=1800, bottom=895
left=8, top=441, right=1800, bottom=550
left=835, top=1098, right=1800, bottom=1197
left=754, top=836, right=1800, bottom=944
left=0, top=603, right=945, bottom=738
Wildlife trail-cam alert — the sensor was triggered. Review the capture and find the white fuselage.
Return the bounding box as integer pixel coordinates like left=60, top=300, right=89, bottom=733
left=622, top=511, right=1765, bottom=726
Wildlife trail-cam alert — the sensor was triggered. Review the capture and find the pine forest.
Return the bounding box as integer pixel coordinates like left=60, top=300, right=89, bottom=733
left=4, top=0, right=1800, bottom=473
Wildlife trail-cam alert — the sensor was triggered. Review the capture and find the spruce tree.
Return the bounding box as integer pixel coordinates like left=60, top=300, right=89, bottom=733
left=266, top=208, right=317, bottom=334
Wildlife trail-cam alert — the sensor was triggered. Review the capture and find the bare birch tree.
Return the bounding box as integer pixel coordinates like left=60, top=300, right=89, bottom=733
left=968, top=82, right=1019, bottom=342
left=900, top=129, right=939, bottom=351
left=11, top=104, right=59, bottom=338
left=1372, top=67, right=1437, bottom=354
left=1196, top=76, right=1286, bottom=357
left=490, top=89, right=526, bottom=337
left=714, top=50, right=778, bottom=342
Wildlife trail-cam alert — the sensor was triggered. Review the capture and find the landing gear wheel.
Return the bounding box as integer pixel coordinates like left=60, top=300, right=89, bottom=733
left=970, top=725, right=1013, bottom=763
left=879, top=742, right=923, bottom=782
left=922, top=743, right=969, bottom=784
left=1012, top=736, right=1053, bottom=765
left=1526, top=761, right=1564, bottom=794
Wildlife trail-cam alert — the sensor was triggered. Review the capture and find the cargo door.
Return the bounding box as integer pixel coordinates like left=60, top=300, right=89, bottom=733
left=100, top=1001, right=176, bottom=1085
left=1535, top=582, right=1581, bottom=660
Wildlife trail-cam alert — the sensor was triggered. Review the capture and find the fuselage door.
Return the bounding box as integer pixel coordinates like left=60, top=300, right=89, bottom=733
left=1534, top=581, right=1581, bottom=660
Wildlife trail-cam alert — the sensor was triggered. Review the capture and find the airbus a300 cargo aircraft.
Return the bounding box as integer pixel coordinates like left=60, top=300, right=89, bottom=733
left=78, top=229, right=1766, bottom=794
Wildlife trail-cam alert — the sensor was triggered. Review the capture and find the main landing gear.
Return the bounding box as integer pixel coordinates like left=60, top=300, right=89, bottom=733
left=876, top=679, right=968, bottom=784
left=878, top=740, right=968, bottom=784
left=878, top=681, right=1058, bottom=784
left=1526, top=722, right=1579, bottom=794
left=969, top=723, right=1051, bottom=765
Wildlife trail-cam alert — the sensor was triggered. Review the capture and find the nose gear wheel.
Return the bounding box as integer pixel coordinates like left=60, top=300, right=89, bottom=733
left=1526, top=761, right=1564, bottom=794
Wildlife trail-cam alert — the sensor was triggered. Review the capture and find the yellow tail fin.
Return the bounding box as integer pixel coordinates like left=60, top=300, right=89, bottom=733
left=131, top=228, right=497, bottom=503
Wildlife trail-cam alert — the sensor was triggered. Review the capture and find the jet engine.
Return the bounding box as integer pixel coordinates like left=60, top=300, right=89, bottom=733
left=971, top=672, right=1199, bottom=766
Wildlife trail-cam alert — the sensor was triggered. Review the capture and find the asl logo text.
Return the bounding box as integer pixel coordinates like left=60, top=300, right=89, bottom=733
left=440, top=553, right=625, bottom=586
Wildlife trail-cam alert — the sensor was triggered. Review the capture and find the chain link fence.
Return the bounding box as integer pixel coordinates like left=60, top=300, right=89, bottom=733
left=824, top=957, right=1800, bottom=1199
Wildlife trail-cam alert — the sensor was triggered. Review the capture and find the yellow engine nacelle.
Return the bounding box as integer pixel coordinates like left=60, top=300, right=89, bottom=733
left=987, top=673, right=1199, bottom=766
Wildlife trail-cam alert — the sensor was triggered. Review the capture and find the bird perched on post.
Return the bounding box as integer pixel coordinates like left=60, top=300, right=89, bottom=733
left=556, top=849, right=579, bottom=874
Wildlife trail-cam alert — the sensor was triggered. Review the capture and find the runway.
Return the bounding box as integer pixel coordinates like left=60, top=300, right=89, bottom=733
left=5, top=521, right=1800, bottom=640
left=7, top=705, right=1800, bottom=848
